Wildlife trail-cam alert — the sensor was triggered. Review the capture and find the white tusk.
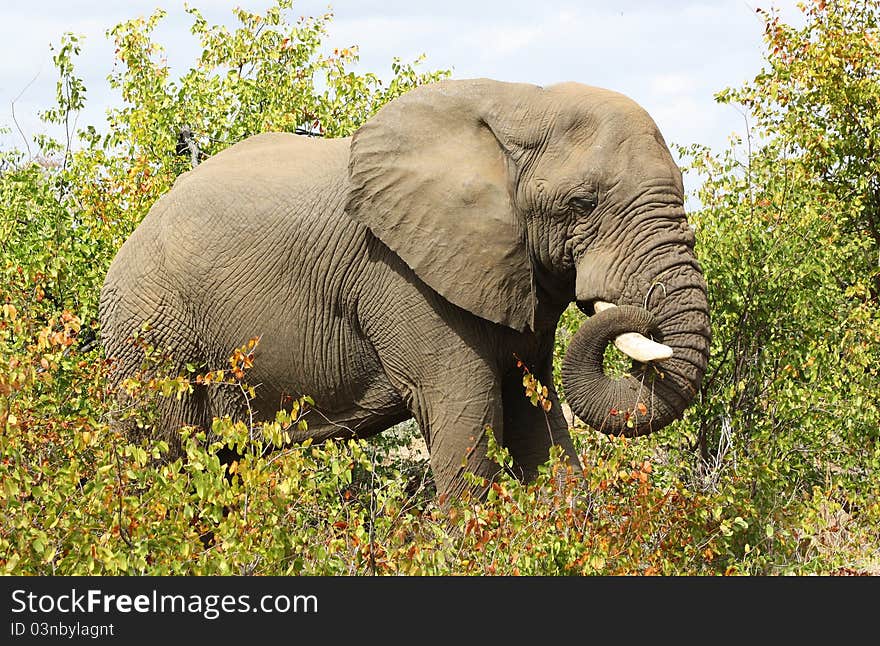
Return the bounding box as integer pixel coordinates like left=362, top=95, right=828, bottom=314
left=593, top=301, right=674, bottom=362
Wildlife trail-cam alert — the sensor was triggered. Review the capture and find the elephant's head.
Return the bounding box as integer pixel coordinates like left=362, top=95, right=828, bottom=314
left=346, top=78, right=710, bottom=437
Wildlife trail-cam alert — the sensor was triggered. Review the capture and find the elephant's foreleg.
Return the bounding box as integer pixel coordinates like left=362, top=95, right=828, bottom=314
left=361, top=258, right=512, bottom=499
left=397, top=377, right=505, bottom=501
left=501, top=361, right=581, bottom=482
left=375, top=342, right=507, bottom=499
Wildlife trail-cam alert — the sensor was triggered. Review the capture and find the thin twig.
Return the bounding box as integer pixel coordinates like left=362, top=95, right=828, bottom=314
left=10, top=66, right=46, bottom=159
left=644, top=282, right=667, bottom=310
left=237, top=379, right=255, bottom=524
left=368, top=446, right=377, bottom=575
left=110, top=436, right=135, bottom=551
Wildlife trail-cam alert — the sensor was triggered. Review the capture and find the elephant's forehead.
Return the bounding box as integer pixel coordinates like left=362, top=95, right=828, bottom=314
left=540, top=127, right=667, bottom=177
left=546, top=83, right=657, bottom=130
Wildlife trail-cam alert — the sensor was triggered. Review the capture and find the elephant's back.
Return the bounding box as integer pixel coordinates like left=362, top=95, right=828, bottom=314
left=101, top=131, right=360, bottom=342
left=175, top=132, right=350, bottom=191
left=138, top=133, right=355, bottom=279
left=166, top=133, right=352, bottom=232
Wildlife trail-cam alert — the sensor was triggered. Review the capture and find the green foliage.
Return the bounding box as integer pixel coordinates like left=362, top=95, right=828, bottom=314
left=666, top=0, right=880, bottom=573
left=104, top=1, right=446, bottom=167
left=716, top=0, right=880, bottom=276
left=2, top=0, right=879, bottom=576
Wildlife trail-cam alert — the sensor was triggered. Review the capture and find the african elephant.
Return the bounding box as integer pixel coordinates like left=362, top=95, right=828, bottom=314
left=99, top=78, right=711, bottom=499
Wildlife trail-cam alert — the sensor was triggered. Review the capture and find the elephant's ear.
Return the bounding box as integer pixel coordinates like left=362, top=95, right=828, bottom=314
left=346, top=78, right=537, bottom=332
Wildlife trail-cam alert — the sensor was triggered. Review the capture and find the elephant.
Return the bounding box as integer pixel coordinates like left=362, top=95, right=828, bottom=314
left=99, top=78, right=711, bottom=499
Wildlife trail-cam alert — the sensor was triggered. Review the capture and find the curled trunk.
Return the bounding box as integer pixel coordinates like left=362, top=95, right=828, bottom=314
left=562, top=290, right=709, bottom=437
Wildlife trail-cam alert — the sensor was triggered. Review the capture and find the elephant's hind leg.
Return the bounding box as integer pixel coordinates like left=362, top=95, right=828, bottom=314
left=101, top=298, right=240, bottom=456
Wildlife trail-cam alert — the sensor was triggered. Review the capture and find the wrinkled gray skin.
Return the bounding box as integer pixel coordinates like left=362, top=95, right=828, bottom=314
left=100, top=79, right=711, bottom=499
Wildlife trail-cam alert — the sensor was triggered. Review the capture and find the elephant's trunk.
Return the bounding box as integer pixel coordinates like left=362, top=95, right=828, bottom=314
left=561, top=259, right=710, bottom=437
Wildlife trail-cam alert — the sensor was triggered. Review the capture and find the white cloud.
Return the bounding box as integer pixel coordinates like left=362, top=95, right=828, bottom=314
left=650, top=95, right=713, bottom=143
left=469, top=25, right=545, bottom=60
left=650, top=73, right=696, bottom=96
left=1, top=0, right=807, bottom=159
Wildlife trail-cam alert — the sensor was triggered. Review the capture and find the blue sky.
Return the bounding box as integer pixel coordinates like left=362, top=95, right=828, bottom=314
left=1, top=0, right=804, bottom=170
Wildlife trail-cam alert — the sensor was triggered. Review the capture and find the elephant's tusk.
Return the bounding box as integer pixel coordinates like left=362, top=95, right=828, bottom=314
left=593, top=301, right=674, bottom=362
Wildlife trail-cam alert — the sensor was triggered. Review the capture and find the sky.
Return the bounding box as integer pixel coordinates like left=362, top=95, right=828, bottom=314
left=1, top=0, right=805, bottom=175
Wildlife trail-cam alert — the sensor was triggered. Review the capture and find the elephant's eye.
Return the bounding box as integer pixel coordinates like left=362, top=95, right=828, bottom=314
left=568, top=195, right=597, bottom=214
